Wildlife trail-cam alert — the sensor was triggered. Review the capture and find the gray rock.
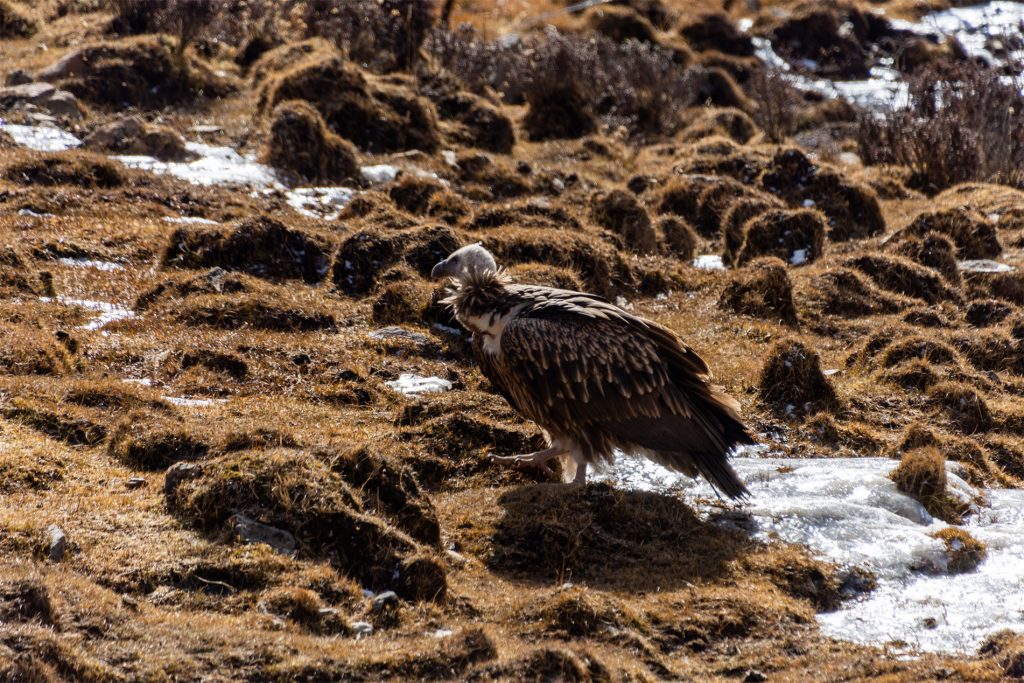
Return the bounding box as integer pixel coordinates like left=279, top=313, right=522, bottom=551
left=371, top=590, right=399, bottom=613
left=46, top=524, right=67, bottom=562
left=35, top=50, right=88, bottom=82
left=164, top=461, right=203, bottom=498
left=229, top=513, right=297, bottom=556
left=125, top=477, right=147, bottom=489
left=0, top=82, right=85, bottom=120
left=350, top=620, right=373, bottom=638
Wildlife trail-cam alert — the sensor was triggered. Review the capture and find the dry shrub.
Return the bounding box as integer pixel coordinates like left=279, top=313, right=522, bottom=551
left=657, top=174, right=753, bottom=237
left=0, top=2, right=35, bottom=38
left=3, top=152, right=125, bottom=188
left=746, top=68, right=798, bottom=143
left=928, top=381, right=992, bottom=434
left=982, top=435, right=1024, bottom=481
left=932, top=527, right=986, bottom=572
left=760, top=148, right=885, bottom=241
left=895, top=232, right=960, bottom=283
left=890, top=447, right=966, bottom=523
left=758, top=340, right=839, bottom=418
left=719, top=257, right=797, bottom=324
left=805, top=413, right=884, bottom=456
left=162, top=217, right=331, bottom=283
left=0, top=578, right=53, bottom=625
left=262, top=54, right=439, bottom=152
left=658, top=217, right=698, bottom=260
left=721, top=196, right=780, bottom=266
left=181, top=349, right=248, bottom=380
left=680, top=12, right=753, bottom=56
left=538, top=588, right=644, bottom=638
left=2, top=398, right=107, bottom=447
left=846, top=254, right=960, bottom=305
left=372, top=278, right=433, bottom=326
left=302, top=0, right=436, bottom=71
left=735, top=208, right=826, bottom=266
left=258, top=587, right=349, bottom=634
left=167, top=449, right=445, bottom=598
left=811, top=268, right=912, bottom=317
left=879, top=337, right=960, bottom=369
left=470, top=200, right=580, bottom=231
left=425, top=191, right=470, bottom=225
left=590, top=189, right=657, bottom=254
left=264, top=100, right=359, bottom=184
left=900, top=206, right=1002, bottom=260
left=136, top=267, right=248, bottom=311
left=332, top=225, right=460, bottom=295
left=178, top=293, right=335, bottom=332
left=967, top=270, right=1024, bottom=306
left=898, top=422, right=1007, bottom=487
left=692, top=66, right=752, bottom=112
left=857, top=62, right=1024, bottom=193
left=952, top=331, right=1024, bottom=376
left=428, top=26, right=696, bottom=139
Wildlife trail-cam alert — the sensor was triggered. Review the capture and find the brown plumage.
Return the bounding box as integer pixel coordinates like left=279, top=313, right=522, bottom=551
left=431, top=244, right=753, bottom=497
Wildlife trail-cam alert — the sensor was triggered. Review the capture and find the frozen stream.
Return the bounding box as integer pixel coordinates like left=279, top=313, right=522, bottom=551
left=597, top=454, right=1024, bottom=655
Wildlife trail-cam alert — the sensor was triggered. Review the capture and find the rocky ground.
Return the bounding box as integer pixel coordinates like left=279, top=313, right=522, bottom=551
left=1, top=0, right=1024, bottom=680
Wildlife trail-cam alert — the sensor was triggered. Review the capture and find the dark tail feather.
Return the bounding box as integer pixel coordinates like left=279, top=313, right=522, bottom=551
left=692, top=450, right=749, bottom=500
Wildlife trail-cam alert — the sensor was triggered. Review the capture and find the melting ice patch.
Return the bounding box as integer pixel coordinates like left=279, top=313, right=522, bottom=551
left=58, top=257, right=125, bottom=272
left=915, top=1, right=1024, bottom=68
left=41, top=296, right=134, bottom=332
left=115, top=142, right=279, bottom=187
left=0, top=122, right=82, bottom=151
left=692, top=254, right=726, bottom=270
left=599, top=455, right=1024, bottom=654
left=285, top=187, right=356, bottom=220
left=959, top=259, right=1016, bottom=273
left=385, top=374, right=453, bottom=396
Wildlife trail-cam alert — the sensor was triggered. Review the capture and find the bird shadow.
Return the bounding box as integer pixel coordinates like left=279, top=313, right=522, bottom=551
left=485, top=482, right=755, bottom=591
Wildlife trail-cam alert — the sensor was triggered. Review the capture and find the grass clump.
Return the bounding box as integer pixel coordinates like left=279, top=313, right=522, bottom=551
left=264, top=100, right=359, bottom=185
left=846, top=254, right=960, bottom=305
left=3, top=152, right=125, bottom=188
left=901, top=206, right=1002, bottom=260
left=719, top=257, right=798, bottom=324
left=928, top=381, right=993, bottom=434
left=890, top=447, right=967, bottom=523
left=735, top=208, right=826, bottom=266
left=162, top=217, right=331, bottom=284
left=0, top=1, right=36, bottom=38
left=590, top=189, right=657, bottom=255
left=758, top=340, right=839, bottom=418
left=931, top=527, right=987, bottom=573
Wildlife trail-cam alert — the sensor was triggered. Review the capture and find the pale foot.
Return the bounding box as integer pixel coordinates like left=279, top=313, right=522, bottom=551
left=489, top=447, right=566, bottom=477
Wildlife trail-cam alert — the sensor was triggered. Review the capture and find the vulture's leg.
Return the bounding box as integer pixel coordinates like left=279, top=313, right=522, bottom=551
left=489, top=447, right=566, bottom=475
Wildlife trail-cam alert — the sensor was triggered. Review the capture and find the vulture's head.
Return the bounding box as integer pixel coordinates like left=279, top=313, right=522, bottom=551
left=431, top=243, right=498, bottom=283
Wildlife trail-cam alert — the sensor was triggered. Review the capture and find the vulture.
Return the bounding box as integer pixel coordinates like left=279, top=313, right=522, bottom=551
left=431, top=244, right=754, bottom=498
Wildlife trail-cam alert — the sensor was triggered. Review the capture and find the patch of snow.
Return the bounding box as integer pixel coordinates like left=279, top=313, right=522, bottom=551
left=385, top=374, right=452, bottom=396
left=114, top=142, right=279, bottom=187
left=361, top=164, right=400, bottom=185
left=285, top=186, right=355, bottom=221
left=162, top=396, right=227, bottom=408
left=790, top=248, right=809, bottom=266
left=163, top=216, right=220, bottom=225
left=958, top=259, right=1015, bottom=273
left=0, top=122, right=81, bottom=151
left=122, top=378, right=153, bottom=387
left=692, top=254, right=726, bottom=271
left=597, top=455, right=1024, bottom=655
left=18, top=208, right=55, bottom=218
left=41, top=296, right=134, bottom=332
left=917, top=2, right=1024, bottom=68
left=58, top=257, right=124, bottom=272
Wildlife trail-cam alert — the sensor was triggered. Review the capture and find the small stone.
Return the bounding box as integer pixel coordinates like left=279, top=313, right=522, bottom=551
left=743, top=670, right=768, bottom=683
left=368, top=326, right=431, bottom=346
left=351, top=620, right=373, bottom=638
left=229, top=513, right=297, bottom=556
left=125, top=477, right=147, bottom=489
left=371, top=590, right=399, bottom=613
left=516, top=160, right=532, bottom=175
left=46, top=524, right=67, bottom=562
left=0, top=82, right=85, bottom=119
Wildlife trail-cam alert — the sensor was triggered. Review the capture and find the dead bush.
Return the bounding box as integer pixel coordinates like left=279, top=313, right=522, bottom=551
left=658, top=217, right=698, bottom=260
left=389, top=175, right=446, bottom=214
left=332, top=225, right=460, bottom=295
left=719, top=257, right=798, bottom=324
left=264, top=100, right=359, bottom=184
left=900, top=206, right=1002, bottom=260
left=890, top=447, right=969, bottom=524
left=895, top=232, right=960, bottom=283
left=721, top=196, right=779, bottom=266
left=746, top=68, right=798, bottom=143
left=966, top=300, right=1013, bottom=327
left=430, top=89, right=515, bottom=153
left=302, top=0, right=436, bottom=71
left=811, top=268, right=913, bottom=317
left=758, top=339, right=839, bottom=418
left=585, top=5, right=657, bottom=44
left=857, top=62, right=1024, bottom=193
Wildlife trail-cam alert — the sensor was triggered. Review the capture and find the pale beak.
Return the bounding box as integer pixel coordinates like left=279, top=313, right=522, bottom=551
left=430, top=260, right=449, bottom=280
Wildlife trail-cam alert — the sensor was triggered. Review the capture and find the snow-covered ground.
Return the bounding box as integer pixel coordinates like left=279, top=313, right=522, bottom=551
left=598, top=453, right=1024, bottom=655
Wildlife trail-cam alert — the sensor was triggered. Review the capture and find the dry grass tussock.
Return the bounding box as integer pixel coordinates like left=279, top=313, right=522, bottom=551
left=0, top=1, right=1022, bottom=679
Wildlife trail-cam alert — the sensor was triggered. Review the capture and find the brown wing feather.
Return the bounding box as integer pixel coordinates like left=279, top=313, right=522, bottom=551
left=495, top=300, right=752, bottom=498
